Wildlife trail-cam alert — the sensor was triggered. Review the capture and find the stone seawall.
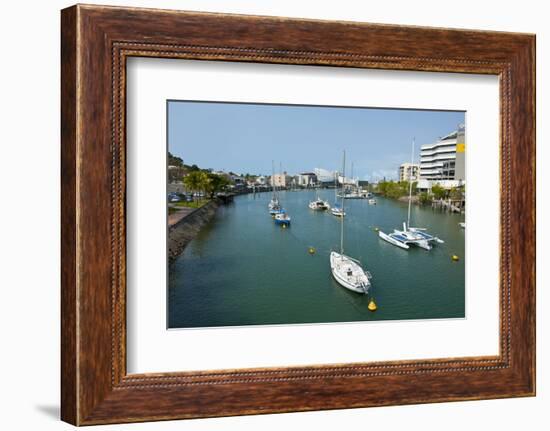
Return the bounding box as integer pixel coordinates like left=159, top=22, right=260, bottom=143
left=168, top=200, right=220, bottom=263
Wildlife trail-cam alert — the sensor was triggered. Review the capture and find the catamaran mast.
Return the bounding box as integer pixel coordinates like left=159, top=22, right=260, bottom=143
left=407, top=138, right=415, bottom=229
left=340, top=151, right=346, bottom=255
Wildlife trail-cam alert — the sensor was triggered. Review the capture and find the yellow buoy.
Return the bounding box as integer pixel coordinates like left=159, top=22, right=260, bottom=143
left=282, top=224, right=287, bottom=229
left=368, top=298, right=377, bottom=312
left=452, top=254, right=460, bottom=261
left=308, top=247, right=316, bottom=255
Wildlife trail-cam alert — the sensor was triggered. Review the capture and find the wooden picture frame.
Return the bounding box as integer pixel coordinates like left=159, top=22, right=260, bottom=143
left=61, top=4, right=535, bottom=425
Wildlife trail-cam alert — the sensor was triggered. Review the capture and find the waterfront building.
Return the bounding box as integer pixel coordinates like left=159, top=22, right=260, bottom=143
left=454, top=125, right=466, bottom=181
left=314, top=168, right=337, bottom=184
left=231, top=174, right=245, bottom=186
left=417, top=124, right=466, bottom=192
left=255, top=175, right=267, bottom=185
left=398, top=163, right=419, bottom=182
left=298, top=172, right=317, bottom=187
left=420, top=125, right=464, bottom=180
left=270, top=172, right=291, bottom=188
left=338, top=175, right=358, bottom=186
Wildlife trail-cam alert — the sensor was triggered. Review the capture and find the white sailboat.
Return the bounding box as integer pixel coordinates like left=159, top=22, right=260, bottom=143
left=330, top=151, right=372, bottom=294
left=273, top=162, right=291, bottom=225
left=331, top=171, right=346, bottom=216
left=378, top=139, right=444, bottom=250
left=268, top=160, right=282, bottom=215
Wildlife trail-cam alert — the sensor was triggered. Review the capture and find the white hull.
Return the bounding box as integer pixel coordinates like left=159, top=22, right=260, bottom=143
left=331, top=207, right=346, bottom=217
left=330, top=252, right=371, bottom=293
left=378, top=223, right=443, bottom=251
left=274, top=213, right=291, bottom=224
left=378, top=230, right=410, bottom=249
left=309, top=199, right=330, bottom=211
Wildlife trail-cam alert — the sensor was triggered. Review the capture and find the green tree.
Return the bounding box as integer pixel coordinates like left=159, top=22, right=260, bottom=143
left=449, top=186, right=463, bottom=200
left=205, top=173, right=230, bottom=198
left=431, top=184, right=447, bottom=200
left=183, top=171, right=210, bottom=203
left=375, top=180, right=415, bottom=199
left=418, top=192, right=431, bottom=205
left=168, top=152, right=184, bottom=167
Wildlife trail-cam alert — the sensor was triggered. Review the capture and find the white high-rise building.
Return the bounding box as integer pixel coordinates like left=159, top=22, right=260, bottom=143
left=398, top=163, right=419, bottom=182
left=419, top=130, right=459, bottom=180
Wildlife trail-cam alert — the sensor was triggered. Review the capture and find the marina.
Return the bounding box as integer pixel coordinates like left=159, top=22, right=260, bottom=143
left=168, top=188, right=465, bottom=328
left=167, top=100, right=466, bottom=329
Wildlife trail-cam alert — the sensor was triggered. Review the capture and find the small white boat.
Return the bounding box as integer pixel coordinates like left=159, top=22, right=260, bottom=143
left=459, top=222, right=466, bottom=229
left=331, top=206, right=346, bottom=217
left=368, top=198, right=377, bottom=205
left=330, top=252, right=371, bottom=294
left=309, top=197, right=330, bottom=211
left=338, top=191, right=363, bottom=199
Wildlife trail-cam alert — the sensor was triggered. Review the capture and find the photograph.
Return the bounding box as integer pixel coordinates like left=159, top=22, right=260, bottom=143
left=167, top=101, right=466, bottom=328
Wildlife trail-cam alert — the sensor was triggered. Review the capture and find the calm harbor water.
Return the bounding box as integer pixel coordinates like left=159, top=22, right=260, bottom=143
left=168, top=190, right=465, bottom=328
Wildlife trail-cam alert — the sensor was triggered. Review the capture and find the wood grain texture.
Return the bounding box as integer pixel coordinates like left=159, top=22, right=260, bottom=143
left=60, top=4, right=536, bottom=425
left=60, top=5, right=78, bottom=425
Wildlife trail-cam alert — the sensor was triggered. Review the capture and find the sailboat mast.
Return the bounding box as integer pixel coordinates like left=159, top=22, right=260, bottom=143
left=334, top=171, right=337, bottom=201
left=340, top=151, right=346, bottom=255
left=407, top=138, right=415, bottom=229
left=280, top=162, right=283, bottom=195
left=271, top=160, right=276, bottom=200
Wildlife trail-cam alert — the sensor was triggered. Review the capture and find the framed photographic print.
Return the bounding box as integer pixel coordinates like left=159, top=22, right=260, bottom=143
left=61, top=4, right=535, bottom=425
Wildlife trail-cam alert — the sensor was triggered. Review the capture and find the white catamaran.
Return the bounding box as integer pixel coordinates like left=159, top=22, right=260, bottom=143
left=330, top=151, right=372, bottom=294
left=309, top=188, right=330, bottom=211
left=378, top=139, right=444, bottom=250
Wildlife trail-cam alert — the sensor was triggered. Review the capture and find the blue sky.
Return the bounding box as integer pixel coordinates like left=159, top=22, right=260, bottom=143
left=168, top=101, right=464, bottom=181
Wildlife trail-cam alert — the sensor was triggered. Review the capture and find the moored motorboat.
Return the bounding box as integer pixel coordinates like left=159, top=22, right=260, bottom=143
left=331, top=205, right=346, bottom=217
left=274, top=211, right=291, bottom=225
left=309, top=197, right=330, bottom=211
